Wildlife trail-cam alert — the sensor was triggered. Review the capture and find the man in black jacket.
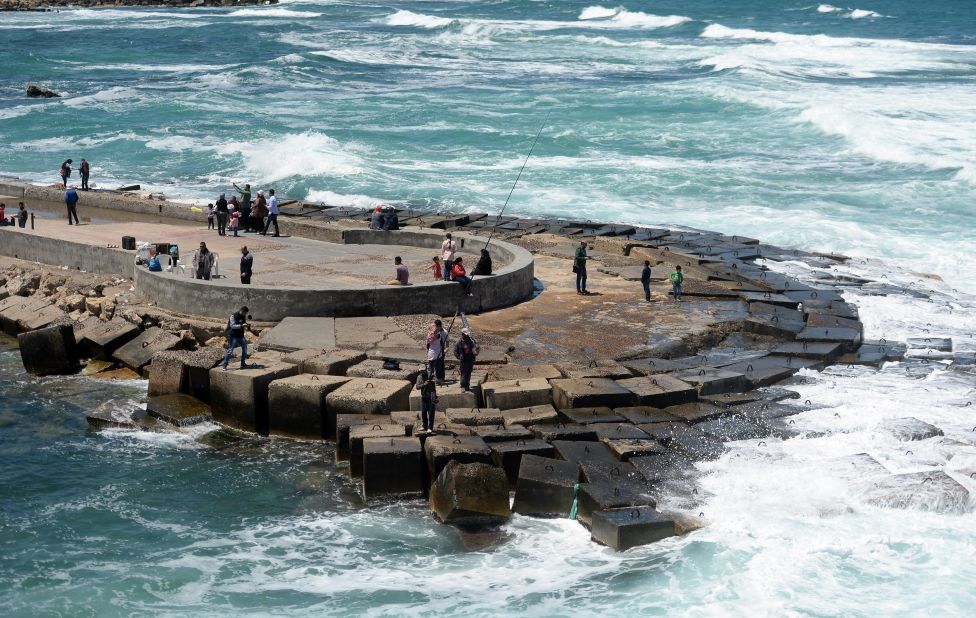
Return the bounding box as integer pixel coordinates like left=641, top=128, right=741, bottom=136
left=222, top=306, right=251, bottom=370
left=215, top=193, right=229, bottom=236
left=240, top=246, right=253, bottom=285
left=454, top=328, right=479, bottom=392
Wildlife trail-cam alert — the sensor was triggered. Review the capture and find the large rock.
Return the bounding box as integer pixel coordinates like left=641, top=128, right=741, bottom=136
left=325, top=378, right=412, bottom=416
left=423, top=434, right=493, bottom=480
left=148, top=348, right=224, bottom=401
left=267, top=374, right=351, bottom=439
left=591, top=506, right=677, bottom=551
left=512, top=454, right=580, bottom=517
left=146, top=394, right=212, bottom=427
left=209, top=361, right=299, bottom=435
left=429, top=461, right=511, bottom=527
left=482, top=378, right=552, bottom=410
left=362, top=437, right=424, bottom=501
left=26, top=84, right=60, bottom=98
left=551, top=378, right=634, bottom=409
left=112, top=327, right=182, bottom=372
left=17, top=324, right=80, bottom=376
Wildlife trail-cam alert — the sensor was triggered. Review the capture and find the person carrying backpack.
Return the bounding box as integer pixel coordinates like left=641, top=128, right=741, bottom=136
left=669, top=265, right=684, bottom=302
left=222, top=306, right=252, bottom=370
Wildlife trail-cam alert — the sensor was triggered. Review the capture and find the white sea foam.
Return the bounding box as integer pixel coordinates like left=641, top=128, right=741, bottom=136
left=304, top=189, right=384, bottom=208
left=216, top=132, right=365, bottom=183
left=848, top=8, right=883, bottom=19
left=226, top=8, right=322, bottom=18
left=817, top=3, right=843, bottom=12
left=578, top=5, right=619, bottom=20
left=383, top=9, right=454, bottom=29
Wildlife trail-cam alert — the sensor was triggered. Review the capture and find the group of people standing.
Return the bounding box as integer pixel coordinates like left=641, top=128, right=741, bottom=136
left=207, top=184, right=280, bottom=238
left=575, top=239, right=685, bottom=301
left=191, top=241, right=253, bottom=286
left=59, top=159, right=90, bottom=191
left=415, top=319, right=480, bottom=433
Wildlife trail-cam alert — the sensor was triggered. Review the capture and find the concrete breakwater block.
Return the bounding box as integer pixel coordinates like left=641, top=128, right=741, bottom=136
left=603, top=439, right=667, bottom=461
left=409, top=382, right=477, bottom=411
left=743, top=315, right=806, bottom=339
left=0, top=297, right=64, bottom=335
left=18, top=324, right=80, bottom=376
left=424, top=435, right=493, bottom=480
left=209, top=361, right=299, bottom=435
left=795, top=327, right=861, bottom=352
left=722, top=356, right=816, bottom=389
left=146, top=393, right=212, bottom=427
left=879, top=417, right=944, bottom=442
left=906, top=337, right=952, bottom=352
left=589, top=423, right=650, bottom=440
left=672, top=368, right=746, bottom=396
left=74, top=317, right=140, bottom=359
left=770, top=342, right=843, bottom=362
left=861, top=471, right=969, bottom=514
left=501, top=404, right=559, bottom=427
left=579, top=460, right=643, bottom=484
left=629, top=453, right=696, bottom=482
left=473, top=424, right=534, bottom=443
left=389, top=410, right=419, bottom=435
left=258, top=317, right=336, bottom=352
left=805, top=311, right=863, bottom=334
left=618, top=357, right=688, bottom=377
left=148, top=348, right=224, bottom=401
left=429, top=461, right=511, bottom=527
left=615, top=407, right=682, bottom=425
left=268, top=374, right=351, bottom=439
left=576, top=478, right=654, bottom=528
left=113, top=327, right=182, bottom=371
left=640, top=423, right=726, bottom=461
left=532, top=423, right=598, bottom=442
left=695, top=415, right=769, bottom=442
left=617, top=376, right=697, bottom=408
left=557, top=360, right=635, bottom=380
left=512, top=455, right=579, bottom=517
left=445, top=407, right=504, bottom=426
left=553, top=440, right=616, bottom=465
left=349, top=424, right=407, bottom=477
left=490, top=439, right=556, bottom=486
left=280, top=348, right=330, bottom=371
left=335, top=414, right=371, bottom=461
left=560, top=407, right=627, bottom=425
left=591, top=506, right=677, bottom=551
left=483, top=378, right=552, bottom=410
left=346, top=359, right=425, bottom=382
left=85, top=399, right=159, bottom=430
left=362, top=437, right=424, bottom=501
left=325, top=378, right=412, bottom=416
left=663, top=402, right=730, bottom=424
left=304, top=349, right=367, bottom=376
left=486, top=364, right=563, bottom=383
left=551, top=378, right=634, bottom=410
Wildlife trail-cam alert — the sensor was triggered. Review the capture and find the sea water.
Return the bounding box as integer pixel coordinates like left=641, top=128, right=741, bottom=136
left=1, top=1, right=976, bottom=615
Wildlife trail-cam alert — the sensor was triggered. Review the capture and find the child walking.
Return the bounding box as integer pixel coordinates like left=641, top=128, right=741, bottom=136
left=429, top=256, right=442, bottom=280
left=207, top=203, right=215, bottom=230
left=669, top=265, right=684, bottom=302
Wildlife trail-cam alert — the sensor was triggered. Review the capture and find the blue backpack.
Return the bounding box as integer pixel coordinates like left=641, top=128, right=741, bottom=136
left=147, top=256, right=162, bottom=272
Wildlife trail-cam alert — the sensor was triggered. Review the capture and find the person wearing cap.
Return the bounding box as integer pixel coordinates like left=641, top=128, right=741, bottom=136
left=454, top=327, right=479, bottom=392
left=369, top=204, right=383, bottom=230
left=222, top=306, right=252, bottom=370
left=215, top=192, right=229, bottom=236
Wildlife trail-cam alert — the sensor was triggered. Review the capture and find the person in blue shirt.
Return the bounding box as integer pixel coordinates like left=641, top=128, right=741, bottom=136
left=64, top=187, right=80, bottom=225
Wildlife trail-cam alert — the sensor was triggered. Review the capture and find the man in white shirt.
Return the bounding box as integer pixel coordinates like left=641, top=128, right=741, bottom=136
left=441, top=233, right=457, bottom=281
left=262, top=189, right=280, bottom=237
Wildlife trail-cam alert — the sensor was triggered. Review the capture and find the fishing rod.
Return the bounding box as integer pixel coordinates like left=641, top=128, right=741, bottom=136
left=447, top=111, right=550, bottom=337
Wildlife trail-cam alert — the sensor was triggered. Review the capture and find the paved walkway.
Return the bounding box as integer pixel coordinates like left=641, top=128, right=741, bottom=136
left=16, top=198, right=470, bottom=289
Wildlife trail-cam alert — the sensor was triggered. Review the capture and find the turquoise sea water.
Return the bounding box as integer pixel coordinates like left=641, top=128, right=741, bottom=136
left=3, top=2, right=976, bottom=615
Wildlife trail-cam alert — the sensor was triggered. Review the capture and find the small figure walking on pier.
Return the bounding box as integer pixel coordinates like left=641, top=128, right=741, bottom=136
left=64, top=186, right=80, bottom=225
left=574, top=240, right=589, bottom=295
left=79, top=158, right=90, bottom=191
left=669, top=265, right=683, bottom=302
left=222, top=306, right=251, bottom=370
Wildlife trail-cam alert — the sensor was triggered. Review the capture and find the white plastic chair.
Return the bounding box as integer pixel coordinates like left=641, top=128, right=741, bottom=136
left=181, top=250, right=196, bottom=277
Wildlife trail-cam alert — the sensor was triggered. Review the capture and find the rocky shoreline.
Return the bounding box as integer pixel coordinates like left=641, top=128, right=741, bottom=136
left=1, top=0, right=276, bottom=11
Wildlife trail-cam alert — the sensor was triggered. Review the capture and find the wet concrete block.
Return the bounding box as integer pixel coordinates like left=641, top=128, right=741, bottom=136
left=325, top=378, right=412, bottom=416
left=557, top=360, right=635, bottom=380
left=483, top=378, right=552, bottom=410
left=591, top=506, right=677, bottom=551
left=209, top=361, right=299, bottom=435
left=409, top=382, right=477, bottom=411
left=552, top=440, right=616, bottom=465
left=602, top=439, right=667, bottom=460
left=720, top=357, right=805, bottom=389
left=560, top=407, right=627, bottom=425
left=17, top=324, right=80, bottom=376
left=490, top=439, right=556, bottom=486
left=696, top=414, right=769, bottom=441
left=551, top=378, right=634, bottom=410
left=429, top=461, right=511, bottom=527
left=349, top=423, right=407, bottom=477
left=424, top=434, right=493, bottom=480
left=578, top=460, right=642, bottom=484
left=879, top=417, right=944, bottom=442
left=112, top=327, right=182, bottom=371
left=335, top=414, right=371, bottom=461
left=615, top=407, right=683, bottom=425
left=638, top=423, right=726, bottom=460
left=906, top=337, right=952, bottom=352
left=346, top=359, right=425, bottom=382
left=796, top=327, right=861, bottom=352
left=739, top=292, right=801, bottom=308
left=86, top=402, right=157, bottom=431
left=743, top=315, right=806, bottom=339
left=268, top=374, right=351, bottom=439
left=617, top=376, right=697, bottom=407
left=531, top=423, right=599, bottom=442
left=805, top=311, right=863, bottom=334
left=259, top=317, right=336, bottom=352
left=486, top=364, right=563, bottom=383
left=770, top=342, right=843, bottom=362
left=700, top=387, right=800, bottom=408
left=445, top=407, right=504, bottom=426
left=148, top=348, right=224, bottom=401
left=146, top=393, right=212, bottom=427
left=472, top=424, right=534, bottom=443
left=361, top=437, right=424, bottom=501
left=861, top=471, right=969, bottom=514
left=512, top=454, right=579, bottom=517
left=672, top=368, right=747, bottom=396
left=501, top=404, right=559, bottom=427
left=304, top=349, right=368, bottom=376
left=629, top=453, right=696, bottom=482
left=577, top=479, right=654, bottom=528
left=618, top=357, right=688, bottom=377
left=589, top=423, right=650, bottom=440
left=75, top=317, right=140, bottom=359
